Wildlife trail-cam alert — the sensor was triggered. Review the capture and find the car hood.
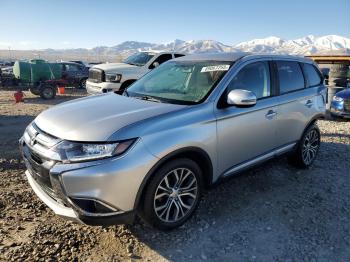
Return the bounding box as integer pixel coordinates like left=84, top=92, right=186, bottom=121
left=335, top=88, right=350, bottom=99
left=34, top=93, right=185, bottom=141
left=92, top=62, right=138, bottom=73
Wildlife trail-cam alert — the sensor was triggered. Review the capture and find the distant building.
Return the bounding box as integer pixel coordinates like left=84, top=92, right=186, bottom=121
left=305, top=55, right=350, bottom=65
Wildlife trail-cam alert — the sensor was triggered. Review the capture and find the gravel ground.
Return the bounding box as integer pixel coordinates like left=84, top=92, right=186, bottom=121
left=0, top=90, right=349, bottom=261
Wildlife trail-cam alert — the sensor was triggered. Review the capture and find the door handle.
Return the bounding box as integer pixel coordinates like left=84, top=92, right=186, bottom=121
left=305, top=100, right=313, bottom=108
left=265, top=109, right=277, bottom=119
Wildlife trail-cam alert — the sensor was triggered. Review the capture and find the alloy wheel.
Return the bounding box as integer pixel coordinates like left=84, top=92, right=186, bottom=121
left=302, top=129, right=319, bottom=165
left=153, top=168, right=198, bottom=223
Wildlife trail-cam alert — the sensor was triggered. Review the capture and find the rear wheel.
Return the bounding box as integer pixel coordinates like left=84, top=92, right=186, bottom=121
left=39, top=85, right=56, bottom=99
left=140, top=158, right=203, bottom=230
left=288, top=124, right=320, bottom=168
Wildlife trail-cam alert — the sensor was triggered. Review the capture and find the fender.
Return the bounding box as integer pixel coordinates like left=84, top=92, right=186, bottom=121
left=133, top=146, right=213, bottom=210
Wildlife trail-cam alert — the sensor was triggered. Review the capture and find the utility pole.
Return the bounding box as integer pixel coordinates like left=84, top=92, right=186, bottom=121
left=8, top=46, right=11, bottom=61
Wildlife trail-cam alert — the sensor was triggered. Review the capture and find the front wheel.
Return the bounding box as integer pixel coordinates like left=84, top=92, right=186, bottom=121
left=29, top=87, right=40, bottom=95
left=140, top=158, right=203, bottom=230
left=288, top=124, right=321, bottom=168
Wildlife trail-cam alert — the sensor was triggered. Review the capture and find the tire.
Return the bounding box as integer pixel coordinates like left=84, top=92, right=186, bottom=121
left=79, top=78, right=87, bottom=89
left=288, top=124, right=321, bottom=168
left=328, top=64, right=350, bottom=87
left=140, top=158, right=203, bottom=230
left=30, top=87, right=40, bottom=95
left=39, top=85, right=56, bottom=99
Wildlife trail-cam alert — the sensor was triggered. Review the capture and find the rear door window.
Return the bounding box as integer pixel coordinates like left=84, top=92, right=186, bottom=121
left=303, top=63, right=322, bottom=87
left=276, top=61, right=305, bottom=94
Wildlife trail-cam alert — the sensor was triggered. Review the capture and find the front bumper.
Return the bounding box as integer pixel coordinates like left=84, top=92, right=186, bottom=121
left=330, top=109, right=350, bottom=118
left=26, top=170, right=136, bottom=225
left=26, top=170, right=79, bottom=221
left=19, top=128, right=159, bottom=226
left=86, top=80, right=121, bottom=95
left=330, top=101, right=350, bottom=118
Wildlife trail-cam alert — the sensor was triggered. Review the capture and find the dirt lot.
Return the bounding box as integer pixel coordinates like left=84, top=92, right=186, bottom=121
left=0, top=90, right=350, bottom=261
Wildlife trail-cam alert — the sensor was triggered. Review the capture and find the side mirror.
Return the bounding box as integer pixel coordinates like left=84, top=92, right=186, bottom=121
left=227, top=89, right=257, bottom=107
left=152, top=61, right=160, bottom=68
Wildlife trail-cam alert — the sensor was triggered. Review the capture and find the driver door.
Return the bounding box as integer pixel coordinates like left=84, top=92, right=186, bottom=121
left=215, top=60, right=279, bottom=176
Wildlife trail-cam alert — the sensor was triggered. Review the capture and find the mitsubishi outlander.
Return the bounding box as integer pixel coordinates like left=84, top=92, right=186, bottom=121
left=20, top=53, right=326, bottom=230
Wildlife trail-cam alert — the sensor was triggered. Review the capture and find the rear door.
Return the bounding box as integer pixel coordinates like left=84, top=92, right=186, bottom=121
left=273, top=60, right=321, bottom=146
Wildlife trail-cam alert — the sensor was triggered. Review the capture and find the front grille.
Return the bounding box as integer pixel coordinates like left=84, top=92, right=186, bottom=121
left=344, top=99, right=350, bottom=112
left=88, top=68, right=105, bottom=83
left=21, top=123, right=61, bottom=198
left=23, top=144, right=54, bottom=195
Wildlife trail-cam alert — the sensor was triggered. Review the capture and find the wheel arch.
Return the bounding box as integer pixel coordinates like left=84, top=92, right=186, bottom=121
left=300, top=113, right=323, bottom=140
left=133, top=147, right=213, bottom=210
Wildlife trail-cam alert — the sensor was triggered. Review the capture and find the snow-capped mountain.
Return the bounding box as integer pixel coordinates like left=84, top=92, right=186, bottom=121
left=37, top=35, right=350, bottom=60
left=234, top=35, right=350, bottom=55
left=172, top=40, right=233, bottom=53
left=235, top=36, right=285, bottom=53
left=101, top=35, right=350, bottom=56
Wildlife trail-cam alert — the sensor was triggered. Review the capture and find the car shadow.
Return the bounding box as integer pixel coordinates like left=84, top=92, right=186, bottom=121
left=117, top=141, right=350, bottom=261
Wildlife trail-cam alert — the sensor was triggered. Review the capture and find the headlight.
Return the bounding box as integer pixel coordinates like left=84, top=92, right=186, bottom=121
left=333, top=96, right=344, bottom=102
left=105, top=73, right=122, bottom=83
left=53, top=139, right=136, bottom=162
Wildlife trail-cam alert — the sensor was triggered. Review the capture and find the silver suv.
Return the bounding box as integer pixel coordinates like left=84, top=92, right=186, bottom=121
left=20, top=53, right=326, bottom=230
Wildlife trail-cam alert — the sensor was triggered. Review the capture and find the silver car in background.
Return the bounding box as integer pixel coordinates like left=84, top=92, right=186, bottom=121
left=20, top=53, right=326, bottom=230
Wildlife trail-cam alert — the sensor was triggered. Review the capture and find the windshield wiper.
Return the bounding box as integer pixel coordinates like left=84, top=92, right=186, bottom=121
left=125, top=62, right=142, bottom=66
left=137, top=95, right=162, bottom=103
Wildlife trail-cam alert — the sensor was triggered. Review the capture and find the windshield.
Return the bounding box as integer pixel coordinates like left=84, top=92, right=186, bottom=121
left=123, top=52, right=155, bottom=66
left=126, top=61, right=232, bottom=104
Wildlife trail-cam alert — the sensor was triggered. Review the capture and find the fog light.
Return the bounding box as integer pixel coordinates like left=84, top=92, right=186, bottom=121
left=70, top=198, right=119, bottom=214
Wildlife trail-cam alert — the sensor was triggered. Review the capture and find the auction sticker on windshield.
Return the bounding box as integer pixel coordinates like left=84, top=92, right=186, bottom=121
left=201, top=65, right=230, bottom=73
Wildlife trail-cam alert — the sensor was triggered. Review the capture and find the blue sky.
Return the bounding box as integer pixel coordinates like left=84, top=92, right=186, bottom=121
left=1, top=0, right=349, bottom=50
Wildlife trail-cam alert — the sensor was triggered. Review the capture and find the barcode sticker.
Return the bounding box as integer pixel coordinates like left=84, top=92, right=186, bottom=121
left=201, top=65, right=230, bottom=73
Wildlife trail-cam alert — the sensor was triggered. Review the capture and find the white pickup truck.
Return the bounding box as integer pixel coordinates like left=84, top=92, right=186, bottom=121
left=86, top=51, right=185, bottom=94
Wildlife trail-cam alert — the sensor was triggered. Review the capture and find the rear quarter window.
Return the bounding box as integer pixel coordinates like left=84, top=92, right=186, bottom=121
left=303, top=63, right=322, bottom=87
left=276, top=61, right=305, bottom=94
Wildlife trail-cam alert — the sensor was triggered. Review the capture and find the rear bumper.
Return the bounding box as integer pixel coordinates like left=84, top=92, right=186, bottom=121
left=86, top=80, right=121, bottom=94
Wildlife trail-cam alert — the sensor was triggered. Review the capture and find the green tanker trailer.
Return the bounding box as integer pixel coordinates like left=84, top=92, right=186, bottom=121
left=13, top=59, right=62, bottom=99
